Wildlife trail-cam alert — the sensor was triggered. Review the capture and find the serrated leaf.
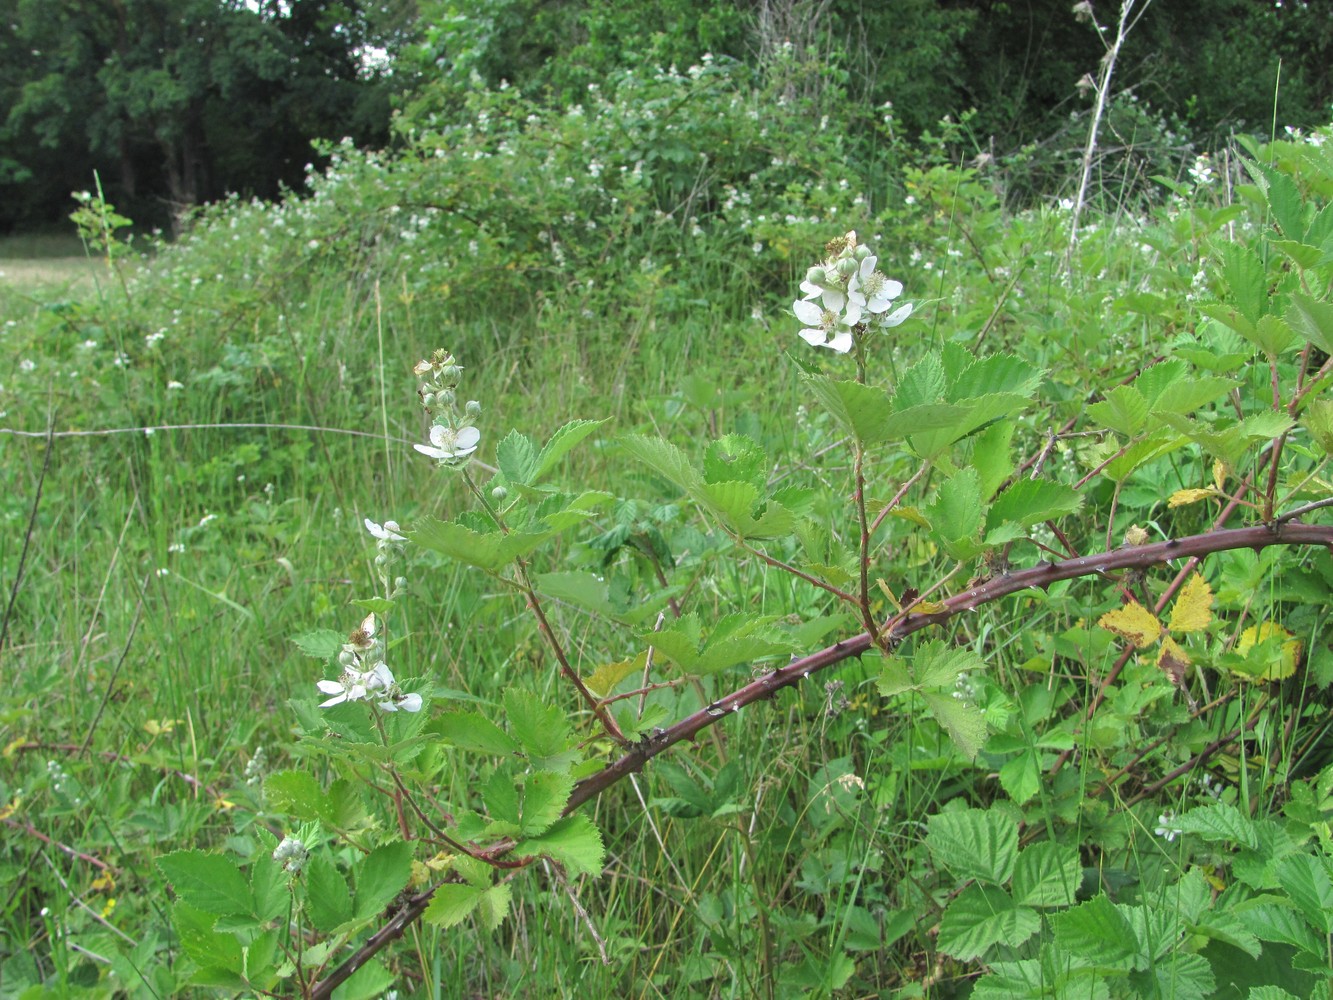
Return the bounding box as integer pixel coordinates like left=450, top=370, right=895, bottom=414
left=876, top=657, right=914, bottom=697
left=1168, top=574, right=1214, bottom=633
left=1150, top=375, right=1241, bottom=416
left=799, top=373, right=894, bottom=444
left=985, top=478, right=1082, bottom=532
left=496, top=430, right=538, bottom=485
left=583, top=652, right=644, bottom=698
left=304, top=854, right=353, bottom=933
left=1217, top=242, right=1267, bottom=324
left=158, top=851, right=253, bottom=917
left=422, top=883, right=484, bottom=928
left=1098, top=601, right=1163, bottom=648
left=926, top=468, right=982, bottom=543
left=1235, top=622, right=1302, bottom=682
left=895, top=352, right=946, bottom=408
left=353, top=842, right=413, bottom=921
left=1051, top=894, right=1139, bottom=968
left=1012, top=841, right=1081, bottom=908
left=703, top=434, right=767, bottom=488
left=407, top=518, right=549, bottom=571
left=476, top=882, right=513, bottom=931
left=503, top=689, right=571, bottom=764
left=911, top=639, right=987, bottom=689
left=926, top=808, right=1018, bottom=885
left=937, top=885, right=1038, bottom=961
left=172, top=901, right=244, bottom=976
left=911, top=393, right=1033, bottom=459
left=619, top=434, right=703, bottom=494
left=518, top=814, right=605, bottom=877
left=1177, top=802, right=1259, bottom=849
left=481, top=770, right=520, bottom=826
left=520, top=771, right=574, bottom=837
left=1169, top=488, right=1221, bottom=508
left=438, top=711, right=519, bottom=755
left=921, top=690, right=988, bottom=759
left=264, top=770, right=331, bottom=823
left=696, top=480, right=796, bottom=539
left=1288, top=292, right=1333, bottom=353
left=1274, top=854, right=1333, bottom=933
left=972, top=421, right=1016, bottom=500
left=290, top=629, right=345, bottom=661
left=1088, top=385, right=1149, bottom=436
left=948, top=354, right=1044, bottom=402
left=533, top=419, right=607, bottom=483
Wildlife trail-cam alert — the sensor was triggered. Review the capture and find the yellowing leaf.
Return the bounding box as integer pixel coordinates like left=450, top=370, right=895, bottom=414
left=1212, top=460, right=1229, bottom=491
left=1168, top=574, right=1214, bottom=633
left=1157, top=636, right=1191, bottom=688
left=1098, top=601, right=1163, bottom=648
left=584, top=652, right=646, bottom=698
left=1168, top=488, right=1220, bottom=508
left=1235, top=622, right=1303, bottom=683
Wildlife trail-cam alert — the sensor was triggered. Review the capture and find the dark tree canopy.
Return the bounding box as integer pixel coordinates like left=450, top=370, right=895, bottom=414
left=0, top=0, right=413, bottom=231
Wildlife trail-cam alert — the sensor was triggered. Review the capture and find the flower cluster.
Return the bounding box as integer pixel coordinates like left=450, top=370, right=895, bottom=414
left=316, top=613, right=423, bottom=713
left=272, top=836, right=308, bottom=874
left=413, top=350, right=481, bottom=466
left=793, top=231, right=912, bottom=354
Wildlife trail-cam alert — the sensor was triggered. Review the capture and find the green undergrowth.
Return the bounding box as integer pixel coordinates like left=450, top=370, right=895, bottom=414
left=1, top=66, right=1331, bottom=1000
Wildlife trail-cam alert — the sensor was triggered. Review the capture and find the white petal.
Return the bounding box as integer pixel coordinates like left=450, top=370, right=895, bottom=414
left=793, top=299, right=823, bottom=324
left=820, top=288, right=847, bottom=313
left=414, top=443, right=450, bottom=459
left=843, top=299, right=864, bottom=326
left=881, top=278, right=903, bottom=300
left=798, top=328, right=826, bottom=346
left=316, top=680, right=346, bottom=695
left=799, top=280, right=823, bottom=299
left=397, top=693, right=423, bottom=712
left=826, top=329, right=855, bottom=353
left=879, top=302, right=913, bottom=328
left=454, top=426, right=481, bottom=450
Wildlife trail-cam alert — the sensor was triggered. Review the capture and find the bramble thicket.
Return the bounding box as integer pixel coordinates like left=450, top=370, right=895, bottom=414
left=3, top=4, right=1333, bottom=998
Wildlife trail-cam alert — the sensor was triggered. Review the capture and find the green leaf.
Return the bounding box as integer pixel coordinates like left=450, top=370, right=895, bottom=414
left=1274, top=854, right=1333, bottom=933
left=496, top=429, right=538, bottom=485
left=695, top=480, right=796, bottom=539
left=926, top=808, right=1018, bottom=885
left=800, top=372, right=894, bottom=444
left=520, top=770, right=574, bottom=837
left=304, top=854, right=353, bottom=933
left=649, top=612, right=796, bottom=676
left=437, top=711, right=519, bottom=756
left=911, top=394, right=1032, bottom=459
left=1088, top=385, right=1149, bottom=436
left=172, top=901, right=244, bottom=980
left=290, top=629, right=344, bottom=661
left=476, top=882, right=513, bottom=931
left=703, top=434, right=768, bottom=488
left=158, top=851, right=253, bottom=917
left=948, top=353, right=1044, bottom=401
left=971, top=421, right=1016, bottom=500
left=1148, top=376, right=1240, bottom=417
left=921, top=690, right=988, bottom=760
left=481, top=770, right=520, bottom=827
left=407, top=518, right=550, bottom=571
left=937, top=885, right=1038, bottom=961
left=1216, top=242, right=1268, bottom=324
left=332, top=959, right=396, bottom=1000
left=264, top=770, right=324, bottom=821
left=1130, top=952, right=1215, bottom=1000
left=1051, top=895, right=1139, bottom=969
left=619, top=434, right=703, bottom=494
left=503, top=689, right=571, bottom=764
left=1012, top=841, right=1081, bottom=908
left=249, top=844, right=287, bottom=924
left=1286, top=292, right=1333, bottom=353
left=422, top=883, right=484, bottom=928
left=1177, top=801, right=1260, bottom=850
left=353, top=841, right=413, bottom=922
left=517, top=814, right=605, bottom=877
left=896, top=352, right=946, bottom=408
left=533, top=419, right=608, bottom=483
left=985, top=478, right=1083, bottom=532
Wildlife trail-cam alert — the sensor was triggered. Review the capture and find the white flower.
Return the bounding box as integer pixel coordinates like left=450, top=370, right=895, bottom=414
left=876, top=301, right=914, bottom=329
left=317, top=669, right=370, bottom=708
left=794, top=298, right=855, bottom=354
left=364, top=518, right=405, bottom=541
left=1154, top=812, right=1181, bottom=842
left=847, top=256, right=904, bottom=315
left=414, top=423, right=480, bottom=462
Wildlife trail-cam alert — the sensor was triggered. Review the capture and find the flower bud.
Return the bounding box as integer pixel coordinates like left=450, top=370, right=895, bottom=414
left=465, top=400, right=482, bottom=417
left=804, top=266, right=827, bottom=286
left=1124, top=524, right=1150, bottom=547
left=836, top=257, right=859, bottom=278
left=491, top=486, right=508, bottom=501
left=421, top=391, right=436, bottom=408
left=854, top=244, right=872, bottom=261
left=437, top=388, right=455, bottom=406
